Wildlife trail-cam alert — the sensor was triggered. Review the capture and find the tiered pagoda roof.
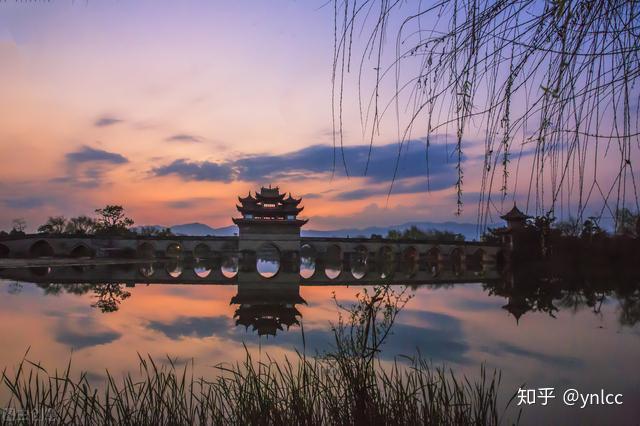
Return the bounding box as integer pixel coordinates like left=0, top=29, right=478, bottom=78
left=500, top=204, right=531, bottom=221
left=234, top=305, right=303, bottom=336
left=233, top=186, right=307, bottom=225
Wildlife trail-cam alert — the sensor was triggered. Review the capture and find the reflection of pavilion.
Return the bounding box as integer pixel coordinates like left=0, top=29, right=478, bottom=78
left=501, top=295, right=532, bottom=323
left=230, top=283, right=306, bottom=336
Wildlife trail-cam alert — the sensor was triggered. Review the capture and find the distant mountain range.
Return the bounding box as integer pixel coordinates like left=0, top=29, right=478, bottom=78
left=136, top=221, right=497, bottom=241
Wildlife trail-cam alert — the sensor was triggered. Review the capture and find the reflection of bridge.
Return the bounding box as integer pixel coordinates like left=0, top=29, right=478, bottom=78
left=0, top=259, right=498, bottom=337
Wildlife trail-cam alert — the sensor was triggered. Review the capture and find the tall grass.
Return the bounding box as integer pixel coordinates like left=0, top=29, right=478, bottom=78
left=1, top=350, right=514, bottom=426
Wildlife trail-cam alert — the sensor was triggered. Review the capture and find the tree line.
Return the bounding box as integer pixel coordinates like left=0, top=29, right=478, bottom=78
left=1, top=205, right=173, bottom=237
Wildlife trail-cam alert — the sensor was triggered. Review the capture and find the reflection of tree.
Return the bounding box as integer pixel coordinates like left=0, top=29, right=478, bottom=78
left=36, top=283, right=95, bottom=296
left=487, top=264, right=640, bottom=327
left=616, top=289, right=640, bottom=327
left=409, top=283, right=454, bottom=291
left=7, top=281, right=23, bottom=295
left=558, top=290, right=607, bottom=316
left=91, top=284, right=131, bottom=313
left=487, top=279, right=560, bottom=322
left=34, top=282, right=132, bottom=313
left=300, top=257, right=315, bottom=270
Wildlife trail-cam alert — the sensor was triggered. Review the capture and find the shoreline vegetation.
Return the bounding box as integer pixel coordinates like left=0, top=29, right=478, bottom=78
left=0, top=351, right=513, bottom=426
left=0, top=285, right=518, bottom=425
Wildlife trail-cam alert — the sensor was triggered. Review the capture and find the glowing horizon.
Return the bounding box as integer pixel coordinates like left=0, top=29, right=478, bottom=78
left=0, top=1, right=635, bottom=232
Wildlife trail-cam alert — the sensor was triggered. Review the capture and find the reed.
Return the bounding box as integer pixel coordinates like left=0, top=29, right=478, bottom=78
left=0, top=349, right=516, bottom=426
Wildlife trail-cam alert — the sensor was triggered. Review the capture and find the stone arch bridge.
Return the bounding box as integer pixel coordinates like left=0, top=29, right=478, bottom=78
left=0, top=234, right=502, bottom=285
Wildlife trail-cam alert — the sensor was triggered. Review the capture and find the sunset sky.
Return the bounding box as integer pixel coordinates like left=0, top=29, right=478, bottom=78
left=0, top=1, right=635, bottom=232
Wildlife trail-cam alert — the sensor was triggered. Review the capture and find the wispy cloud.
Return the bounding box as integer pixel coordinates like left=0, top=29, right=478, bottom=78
left=165, top=197, right=216, bottom=209
left=166, top=133, right=202, bottom=143
left=94, top=115, right=123, bottom=127
left=151, top=140, right=461, bottom=200
left=51, top=146, right=130, bottom=188
left=66, top=146, right=129, bottom=165
left=333, top=179, right=440, bottom=201
left=152, top=159, right=235, bottom=182
left=2, top=196, right=49, bottom=209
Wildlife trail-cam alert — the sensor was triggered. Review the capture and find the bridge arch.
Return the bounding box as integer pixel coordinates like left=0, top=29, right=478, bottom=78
left=221, top=250, right=239, bottom=279
left=300, top=243, right=316, bottom=279
left=29, top=266, right=51, bottom=276
left=70, top=244, right=94, bottom=258
left=350, top=245, right=368, bottom=280
left=193, top=243, right=212, bottom=260
left=466, top=248, right=485, bottom=272
left=138, top=263, right=155, bottom=278
left=324, top=244, right=342, bottom=280
left=165, top=242, right=182, bottom=258
left=402, top=246, right=419, bottom=278
left=426, top=247, right=440, bottom=276
left=137, top=242, right=156, bottom=259
left=29, top=240, right=54, bottom=258
left=449, top=247, right=464, bottom=275
left=256, top=243, right=280, bottom=278
left=0, top=244, right=9, bottom=258
left=377, top=245, right=395, bottom=279
left=166, top=260, right=183, bottom=278
left=194, top=260, right=212, bottom=278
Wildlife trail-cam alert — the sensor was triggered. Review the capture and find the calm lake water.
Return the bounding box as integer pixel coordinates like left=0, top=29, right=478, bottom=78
left=0, top=266, right=638, bottom=425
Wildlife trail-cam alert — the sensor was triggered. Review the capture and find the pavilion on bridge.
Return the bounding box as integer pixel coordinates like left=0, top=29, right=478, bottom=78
left=233, top=186, right=308, bottom=238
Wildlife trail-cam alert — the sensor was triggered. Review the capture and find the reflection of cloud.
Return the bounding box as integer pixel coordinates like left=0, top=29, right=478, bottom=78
left=166, top=133, right=202, bottom=143
left=452, top=297, right=504, bottom=312
left=150, top=141, right=460, bottom=200
left=55, top=316, right=121, bottom=350
left=146, top=309, right=470, bottom=364
left=480, top=342, right=582, bottom=368
left=148, top=316, right=231, bottom=339
left=386, top=310, right=469, bottom=363
left=94, top=116, right=123, bottom=127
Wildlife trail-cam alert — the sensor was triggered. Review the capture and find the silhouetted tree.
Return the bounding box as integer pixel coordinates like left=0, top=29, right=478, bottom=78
left=10, top=218, right=26, bottom=234
left=65, top=215, right=97, bottom=235
left=94, top=205, right=134, bottom=236
left=138, top=226, right=174, bottom=237
left=37, top=216, right=67, bottom=234
left=615, top=208, right=639, bottom=237
left=554, top=217, right=581, bottom=237
left=480, top=230, right=501, bottom=244
left=580, top=218, right=606, bottom=240
left=387, top=225, right=464, bottom=241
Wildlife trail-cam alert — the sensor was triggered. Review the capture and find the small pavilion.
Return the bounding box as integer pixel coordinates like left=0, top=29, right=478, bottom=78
left=500, top=204, right=531, bottom=231
left=233, top=186, right=308, bottom=237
